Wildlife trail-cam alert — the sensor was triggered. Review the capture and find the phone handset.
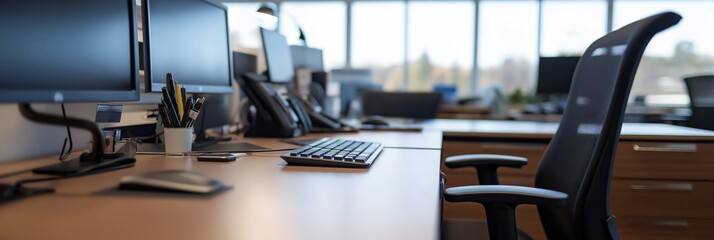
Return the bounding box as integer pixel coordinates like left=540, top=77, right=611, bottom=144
left=286, top=93, right=313, bottom=132
left=272, top=94, right=299, bottom=123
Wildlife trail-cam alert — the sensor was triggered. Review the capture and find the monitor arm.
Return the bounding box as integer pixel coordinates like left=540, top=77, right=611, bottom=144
left=18, top=103, right=104, bottom=162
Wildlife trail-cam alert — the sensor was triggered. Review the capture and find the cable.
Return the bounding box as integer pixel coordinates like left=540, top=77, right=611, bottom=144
left=0, top=168, right=34, bottom=179
left=123, top=128, right=164, bottom=141
left=59, top=104, right=73, bottom=161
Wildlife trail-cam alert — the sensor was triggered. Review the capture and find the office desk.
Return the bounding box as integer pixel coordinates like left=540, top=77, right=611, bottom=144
left=424, top=119, right=714, bottom=240
left=0, top=133, right=442, bottom=240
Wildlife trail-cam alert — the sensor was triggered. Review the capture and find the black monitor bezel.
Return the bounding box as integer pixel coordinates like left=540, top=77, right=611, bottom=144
left=0, top=0, right=140, bottom=103
left=260, top=27, right=295, bottom=84
left=536, top=56, right=581, bottom=95
left=142, top=0, right=234, bottom=94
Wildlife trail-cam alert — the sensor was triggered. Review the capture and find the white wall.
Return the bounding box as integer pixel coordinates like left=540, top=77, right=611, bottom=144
left=0, top=103, right=95, bottom=163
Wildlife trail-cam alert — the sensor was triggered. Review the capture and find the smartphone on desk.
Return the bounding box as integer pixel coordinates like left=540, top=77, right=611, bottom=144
left=196, top=153, right=246, bottom=162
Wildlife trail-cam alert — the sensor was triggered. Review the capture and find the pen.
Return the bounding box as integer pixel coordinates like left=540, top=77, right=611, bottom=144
left=180, top=97, right=195, bottom=127
left=186, top=97, right=205, bottom=128
left=175, top=81, right=184, bottom=121
left=180, top=87, right=187, bottom=108
left=166, top=73, right=178, bottom=115
left=157, top=104, right=170, bottom=126
left=161, top=96, right=180, bottom=127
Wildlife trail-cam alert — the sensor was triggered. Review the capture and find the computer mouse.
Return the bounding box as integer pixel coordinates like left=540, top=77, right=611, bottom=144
left=0, top=184, right=17, bottom=199
left=361, top=115, right=390, bottom=126
left=119, top=170, right=226, bottom=194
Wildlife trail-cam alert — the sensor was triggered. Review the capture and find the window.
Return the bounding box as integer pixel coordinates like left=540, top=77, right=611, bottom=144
left=540, top=0, right=607, bottom=56
left=615, top=0, right=714, bottom=105
left=225, top=3, right=264, bottom=51
left=280, top=1, right=347, bottom=70
left=351, top=1, right=405, bottom=91
left=407, top=1, right=474, bottom=96
left=478, top=1, right=538, bottom=95
left=227, top=0, right=713, bottom=103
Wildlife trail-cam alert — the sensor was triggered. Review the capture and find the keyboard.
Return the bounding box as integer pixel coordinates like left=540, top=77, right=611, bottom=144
left=281, top=138, right=384, bottom=168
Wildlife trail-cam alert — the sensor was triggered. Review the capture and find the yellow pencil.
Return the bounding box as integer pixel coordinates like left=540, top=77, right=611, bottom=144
left=174, top=82, right=184, bottom=121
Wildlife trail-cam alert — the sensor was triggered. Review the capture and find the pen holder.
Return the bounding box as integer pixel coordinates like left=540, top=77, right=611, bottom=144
left=163, top=128, right=193, bottom=156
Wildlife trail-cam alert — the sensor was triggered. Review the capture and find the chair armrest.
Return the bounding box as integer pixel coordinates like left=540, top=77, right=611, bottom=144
left=444, top=185, right=567, bottom=207
left=445, top=154, right=527, bottom=169
left=445, top=154, right=527, bottom=184
left=444, top=185, right=567, bottom=239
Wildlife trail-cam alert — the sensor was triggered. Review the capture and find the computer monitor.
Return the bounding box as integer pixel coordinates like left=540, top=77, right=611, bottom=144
left=329, top=69, right=381, bottom=116
left=260, top=28, right=295, bottom=83
left=290, top=45, right=324, bottom=72
left=536, top=56, right=580, bottom=95
left=0, top=0, right=140, bottom=177
left=233, top=51, right=258, bottom=80
left=143, top=0, right=233, bottom=94
left=0, top=0, right=139, bottom=103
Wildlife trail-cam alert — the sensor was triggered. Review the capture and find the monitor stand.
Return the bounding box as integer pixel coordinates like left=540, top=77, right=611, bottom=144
left=18, top=104, right=135, bottom=176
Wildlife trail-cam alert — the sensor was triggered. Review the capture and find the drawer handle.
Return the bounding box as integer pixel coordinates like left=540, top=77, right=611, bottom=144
left=632, top=143, right=697, bottom=153
left=629, top=219, right=689, bottom=228
left=630, top=183, right=693, bottom=191
left=481, top=143, right=545, bottom=150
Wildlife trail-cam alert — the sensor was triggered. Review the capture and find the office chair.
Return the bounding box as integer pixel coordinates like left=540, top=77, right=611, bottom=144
left=361, top=91, right=442, bottom=119
left=684, top=75, right=714, bottom=131
left=443, top=12, right=681, bottom=240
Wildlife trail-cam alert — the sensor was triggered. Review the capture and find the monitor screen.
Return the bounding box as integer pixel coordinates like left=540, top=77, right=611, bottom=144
left=260, top=28, right=295, bottom=83
left=290, top=46, right=324, bottom=72
left=143, top=0, right=233, bottom=94
left=536, top=56, right=580, bottom=95
left=232, top=51, right=257, bottom=80
left=0, top=0, right=139, bottom=103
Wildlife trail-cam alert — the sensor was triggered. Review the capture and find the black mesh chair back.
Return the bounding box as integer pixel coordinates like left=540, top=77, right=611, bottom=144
left=684, top=75, right=714, bottom=130
left=534, top=12, right=681, bottom=239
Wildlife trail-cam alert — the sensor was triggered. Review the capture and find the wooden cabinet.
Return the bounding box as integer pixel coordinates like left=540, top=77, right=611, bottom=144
left=442, top=138, right=714, bottom=240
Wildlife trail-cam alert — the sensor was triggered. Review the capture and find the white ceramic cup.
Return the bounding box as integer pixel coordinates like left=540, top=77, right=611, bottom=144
left=163, top=128, right=193, bottom=156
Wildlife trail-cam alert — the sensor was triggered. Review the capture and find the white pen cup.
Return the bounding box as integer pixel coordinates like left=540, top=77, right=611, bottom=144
left=163, top=128, right=193, bottom=156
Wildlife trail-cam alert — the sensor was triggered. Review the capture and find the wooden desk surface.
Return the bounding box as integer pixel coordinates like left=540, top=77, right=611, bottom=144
left=0, top=133, right=442, bottom=240
left=420, top=119, right=714, bottom=141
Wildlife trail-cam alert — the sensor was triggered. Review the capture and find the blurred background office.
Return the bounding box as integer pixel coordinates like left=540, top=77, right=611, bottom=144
left=226, top=0, right=713, bottom=110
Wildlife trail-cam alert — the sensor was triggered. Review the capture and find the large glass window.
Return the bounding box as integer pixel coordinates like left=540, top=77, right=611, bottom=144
left=406, top=1, right=474, bottom=96
left=225, top=3, right=264, bottom=51
left=614, top=1, right=714, bottom=105
left=540, top=0, right=607, bottom=56
left=230, top=0, right=714, bottom=105
left=351, top=1, right=405, bottom=91
left=478, top=1, right=538, bottom=95
left=280, top=1, right=347, bottom=70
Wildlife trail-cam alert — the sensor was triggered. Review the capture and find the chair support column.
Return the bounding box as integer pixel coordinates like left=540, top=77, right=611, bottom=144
left=477, top=166, right=499, bottom=185
left=484, top=203, right=518, bottom=240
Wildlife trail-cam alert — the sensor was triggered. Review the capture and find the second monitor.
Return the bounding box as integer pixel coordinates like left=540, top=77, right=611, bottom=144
left=142, top=0, right=233, bottom=94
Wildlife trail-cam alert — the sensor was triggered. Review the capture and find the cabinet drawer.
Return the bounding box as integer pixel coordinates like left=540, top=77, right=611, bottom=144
left=618, top=216, right=714, bottom=240
left=611, top=179, right=714, bottom=219
left=444, top=171, right=534, bottom=188
left=615, top=142, right=714, bottom=180
left=442, top=141, right=547, bottom=176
